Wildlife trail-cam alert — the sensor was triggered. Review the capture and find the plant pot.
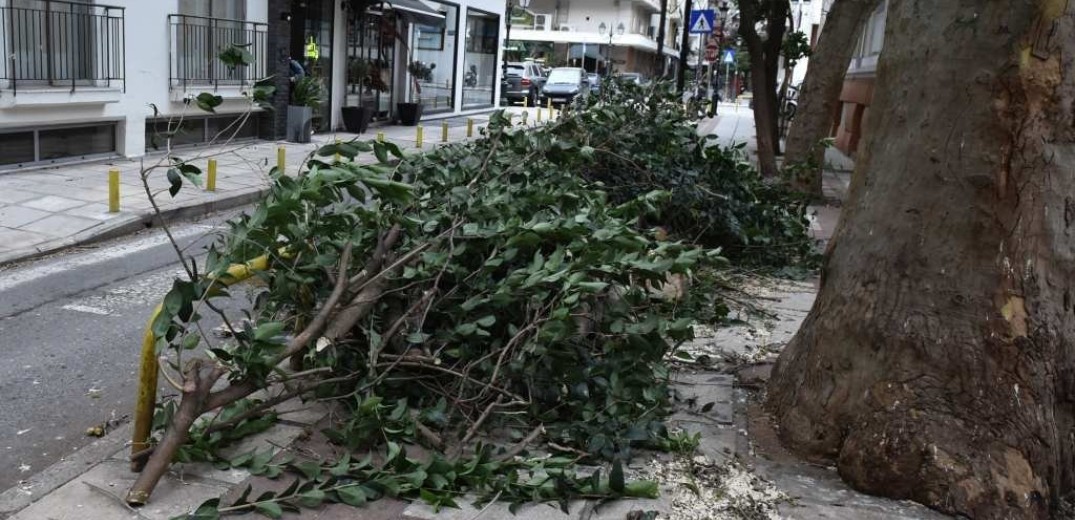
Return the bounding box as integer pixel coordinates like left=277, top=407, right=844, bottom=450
left=397, top=102, right=423, bottom=126
left=286, top=105, right=314, bottom=143
left=342, top=106, right=374, bottom=134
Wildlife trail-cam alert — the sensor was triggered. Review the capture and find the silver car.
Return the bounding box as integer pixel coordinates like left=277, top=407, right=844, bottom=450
left=541, top=67, right=590, bottom=105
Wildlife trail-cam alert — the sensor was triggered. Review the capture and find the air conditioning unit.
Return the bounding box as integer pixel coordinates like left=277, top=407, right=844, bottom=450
left=534, top=14, right=549, bottom=31
left=558, top=24, right=575, bottom=32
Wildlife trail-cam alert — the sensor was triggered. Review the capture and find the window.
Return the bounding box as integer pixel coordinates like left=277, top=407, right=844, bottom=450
left=173, top=0, right=261, bottom=86
left=462, top=9, right=499, bottom=108
left=0, top=123, right=117, bottom=167
left=7, top=0, right=112, bottom=86
left=145, top=115, right=259, bottom=151
left=178, top=0, right=246, bottom=20
left=411, top=1, right=458, bottom=114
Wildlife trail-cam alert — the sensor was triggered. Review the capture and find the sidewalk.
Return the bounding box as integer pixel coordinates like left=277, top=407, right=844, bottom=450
left=0, top=107, right=546, bottom=267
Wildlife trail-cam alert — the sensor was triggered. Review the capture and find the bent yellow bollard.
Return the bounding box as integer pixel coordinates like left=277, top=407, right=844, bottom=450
left=277, top=146, right=286, bottom=174
left=441, top=121, right=449, bottom=143
left=108, top=168, right=120, bottom=213
left=130, top=254, right=271, bottom=466
left=206, top=159, right=217, bottom=192
left=466, top=118, right=474, bottom=138
left=416, top=125, right=424, bottom=148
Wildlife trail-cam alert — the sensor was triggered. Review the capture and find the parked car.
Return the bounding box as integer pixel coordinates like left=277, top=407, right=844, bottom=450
left=587, top=73, right=601, bottom=93
left=541, top=67, right=590, bottom=105
left=501, top=61, right=545, bottom=106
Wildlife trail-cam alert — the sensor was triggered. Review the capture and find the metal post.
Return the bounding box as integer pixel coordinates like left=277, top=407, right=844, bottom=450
left=466, top=118, right=474, bottom=137
left=377, top=131, right=385, bottom=142
left=441, top=120, right=449, bottom=142
left=416, top=125, right=423, bottom=148
left=655, top=0, right=668, bottom=78
left=277, top=146, right=285, bottom=173
left=108, top=168, right=120, bottom=212
left=207, top=159, right=217, bottom=191
left=334, top=138, right=341, bottom=162
left=501, top=0, right=514, bottom=103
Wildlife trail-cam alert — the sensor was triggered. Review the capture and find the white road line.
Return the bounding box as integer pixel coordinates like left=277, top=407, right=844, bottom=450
left=0, top=224, right=216, bottom=293
left=60, top=304, right=112, bottom=316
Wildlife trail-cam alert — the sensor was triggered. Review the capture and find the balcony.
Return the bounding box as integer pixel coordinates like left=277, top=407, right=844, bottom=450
left=168, top=14, right=267, bottom=97
left=0, top=0, right=126, bottom=101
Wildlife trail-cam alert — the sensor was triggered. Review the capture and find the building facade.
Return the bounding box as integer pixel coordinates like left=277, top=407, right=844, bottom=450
left=507, top=0, right=681, bottom=78
left=0, top=0, right=504, bottom=170
left=832, top=0, right=885, bottom=155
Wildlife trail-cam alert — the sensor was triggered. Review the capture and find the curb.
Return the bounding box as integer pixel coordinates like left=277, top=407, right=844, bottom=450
left=0, top=186, right=268, bottom=269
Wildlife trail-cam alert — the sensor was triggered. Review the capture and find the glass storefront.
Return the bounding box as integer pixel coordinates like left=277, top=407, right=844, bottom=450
left=346, top=10, right=398, bottom=122
left=290, top=0, right=334, bottom=132
left=462, top=8, right=498, bottom=108
left=411, top=1, right=458, bottom=114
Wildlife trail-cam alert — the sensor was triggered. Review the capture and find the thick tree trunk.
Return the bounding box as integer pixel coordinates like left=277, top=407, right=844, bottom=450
left=783, top=0, right=880, bottom=198
left=739, top=0, right=788, bottom=178
left=767, top=1, right=1075, bottom=518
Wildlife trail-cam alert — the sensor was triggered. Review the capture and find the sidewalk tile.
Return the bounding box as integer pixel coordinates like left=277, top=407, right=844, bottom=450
left=20, top=195, right=88, bottom=212
left=19, top=214, right=99, bottom=237
left=0, top=227, right=48, bottom=249
left=0, top=189, right=43, bottom=204
left=0, top=206, right=50, bottom=228
left=64, top=203, right=125, bottom=221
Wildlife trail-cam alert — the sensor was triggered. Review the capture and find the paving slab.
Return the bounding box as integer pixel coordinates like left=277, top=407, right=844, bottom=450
left=20, top=195, right=88, bottom=212
left=0, top=190, right=44, bottom=204
left=0, top=206, right=50, bottom=228
left=19, top=214, right=100, bottom=237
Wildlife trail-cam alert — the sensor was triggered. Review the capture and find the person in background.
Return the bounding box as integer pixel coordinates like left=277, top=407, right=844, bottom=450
left=289, top=57, right=305, bottom=82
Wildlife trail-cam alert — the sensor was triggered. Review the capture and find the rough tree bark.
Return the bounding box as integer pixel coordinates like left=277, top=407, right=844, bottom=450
left=768, top=1, right=1075, bottom=518
left=738, top=0, right=789, bottom=177
left=783, top=0, right=880, bottom=198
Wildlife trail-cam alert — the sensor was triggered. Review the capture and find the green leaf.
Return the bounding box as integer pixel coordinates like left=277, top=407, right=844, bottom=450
left=297, top=488, right=326, bottom=507
left=254, top=502, right=282, bottom=519
left=167, top=168, right=183, bottom=197
left=624, top=480, right=660, bottom=499
left=195, top=92, right=223, bottom=113
left=337, top=485, right=367, bottom=506
left=254, top=322, right=285, bottom=341
left=475, top=315, right=496, bottom=328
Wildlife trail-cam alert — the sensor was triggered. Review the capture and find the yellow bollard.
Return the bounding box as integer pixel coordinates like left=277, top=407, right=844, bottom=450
left=131, top=254, right=272, bottom=465
left=441, top=120, right=449, bottom=143
left=466, top=118, right=474, bottom=138
left=206, top=159, right=217, bottom=192
left=334, top=138, right=341, bottom=162
left=508, top=112, right=514, bottom=125
left=277, top=146, right=285, bottom=174
left=547, top=98, right=552, bottom=121
left=523, top=96, right=529, bottom=108
left=416, top=125, right=424, bottom=148
left=537, top=106, right=543, bottom=122
left=377, top=131, right=385, bottom=143
left=108, top=168, right=120, bottom=213
left=522, top=111, right=529, bottom=125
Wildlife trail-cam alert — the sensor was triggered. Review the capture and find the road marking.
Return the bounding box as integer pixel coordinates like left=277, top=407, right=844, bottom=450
left=61, top=304, right=112, bottom=316
left=0, top=224, right=215, bottom=293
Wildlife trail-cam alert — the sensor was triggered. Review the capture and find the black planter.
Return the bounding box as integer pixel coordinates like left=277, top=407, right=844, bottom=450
left=342, top=106, right=374, bottom=134
left=397, top=102, right=423, bottom=126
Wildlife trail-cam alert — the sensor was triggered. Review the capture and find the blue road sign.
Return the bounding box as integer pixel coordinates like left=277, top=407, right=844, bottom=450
left=723, top=49, right=735, bottom=64
left=689, top=9, right=715, bottom=34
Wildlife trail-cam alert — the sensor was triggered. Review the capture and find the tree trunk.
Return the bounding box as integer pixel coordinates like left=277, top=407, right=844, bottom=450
left=783, top=0, right=880, bottom=198
left=767, top=1, right=1075, bottom=518
left=739, top=0, right=788, bottom=177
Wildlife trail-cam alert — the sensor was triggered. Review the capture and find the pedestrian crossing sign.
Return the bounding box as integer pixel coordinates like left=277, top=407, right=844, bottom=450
left=689, top=9, right=715, bottom=34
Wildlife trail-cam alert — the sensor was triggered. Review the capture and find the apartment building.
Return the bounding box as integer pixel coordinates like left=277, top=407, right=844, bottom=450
left=833, top=0, right=885, bottom=155
left=507, top=0, right=681, bottom=77
left=0, top=0, right=505, bottom=170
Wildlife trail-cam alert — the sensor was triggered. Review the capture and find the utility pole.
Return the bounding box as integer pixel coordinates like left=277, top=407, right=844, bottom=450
left=655, top=0, right=668, bottom=78
left=675, top=0, right=693, bottom=92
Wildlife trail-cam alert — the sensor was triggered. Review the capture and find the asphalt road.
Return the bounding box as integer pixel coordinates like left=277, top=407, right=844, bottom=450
left=0, top=212, right=246, bottom=492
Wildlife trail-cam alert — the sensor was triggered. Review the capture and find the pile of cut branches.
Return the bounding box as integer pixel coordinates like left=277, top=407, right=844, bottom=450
left=132, top=86, right=812, bottom=518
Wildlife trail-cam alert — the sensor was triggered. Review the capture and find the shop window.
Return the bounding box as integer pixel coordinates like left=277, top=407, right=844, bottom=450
left=145, top=115, right=258, bottom=151
left=412, top=1, right=459, bottom=114
left=0, top=132, right=35, bottom=166
left=462, top=9, right=499, bottom=108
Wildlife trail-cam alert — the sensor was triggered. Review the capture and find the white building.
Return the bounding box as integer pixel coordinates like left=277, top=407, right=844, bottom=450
left=507, top=0, right=682, bottom=78
left=0, top=0, right=506, bottom=170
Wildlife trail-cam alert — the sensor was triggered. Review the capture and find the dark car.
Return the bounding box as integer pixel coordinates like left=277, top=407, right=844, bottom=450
left=541, top=67, right=590, bottom=105
left=501, top=61, right=545, bottom=105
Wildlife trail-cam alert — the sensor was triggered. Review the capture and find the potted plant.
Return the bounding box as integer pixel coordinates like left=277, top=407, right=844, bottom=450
left=288, top=76, right=324, bottom=143
left=398, top=60, right=434, bottom=126
left=342, top=58, right=374, bottom=133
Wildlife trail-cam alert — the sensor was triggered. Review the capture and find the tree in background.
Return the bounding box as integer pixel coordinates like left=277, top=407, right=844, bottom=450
left=782, top=0, right=880, bottom=198
left=768, top=1, right=1075, bottom=517
left=737, top=0, right=790, bottom=177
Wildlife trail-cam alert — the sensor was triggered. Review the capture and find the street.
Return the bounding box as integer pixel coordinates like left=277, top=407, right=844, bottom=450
left=0, top=213, right=239, bottom=492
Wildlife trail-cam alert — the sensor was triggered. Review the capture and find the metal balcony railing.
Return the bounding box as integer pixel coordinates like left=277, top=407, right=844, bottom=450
left=168, top=14, right=267, bottom=91
left=0, top=0, right=125, bottom=94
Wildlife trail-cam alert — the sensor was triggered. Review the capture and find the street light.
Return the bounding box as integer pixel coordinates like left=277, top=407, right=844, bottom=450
left=502, top=0, right=532, bottom=100
left=598, top=22, right=624, bottom=77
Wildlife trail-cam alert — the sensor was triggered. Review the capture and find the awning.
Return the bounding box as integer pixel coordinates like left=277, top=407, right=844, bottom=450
left=384, top=0, right=445, bottom=26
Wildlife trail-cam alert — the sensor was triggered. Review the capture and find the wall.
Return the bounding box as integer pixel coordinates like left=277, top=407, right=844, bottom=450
left=0, top=0, right=269, bottom=159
